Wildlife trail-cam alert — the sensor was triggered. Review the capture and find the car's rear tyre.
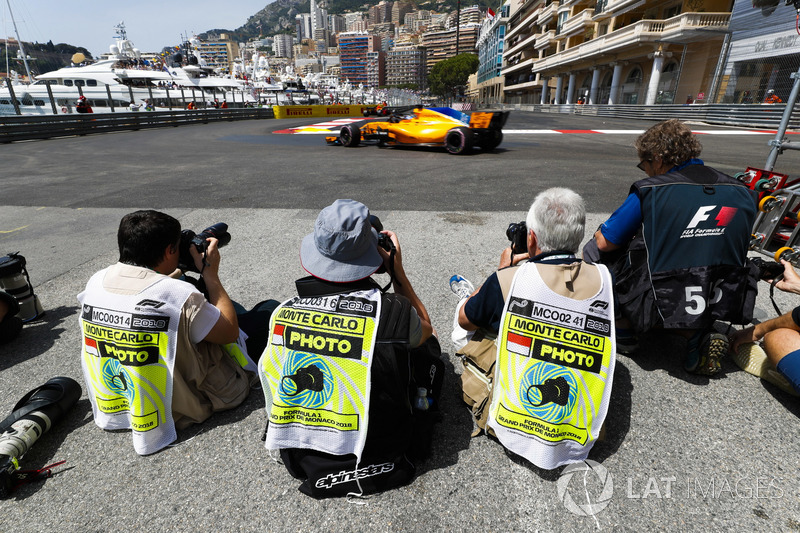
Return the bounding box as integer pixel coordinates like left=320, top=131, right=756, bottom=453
left=363, top=110, right=371, bottom=117
left=445, top=127, right=474, bottom=155
left=478, top=130, right=503, bottom=151
left=340, top=124, right=361, bottom=147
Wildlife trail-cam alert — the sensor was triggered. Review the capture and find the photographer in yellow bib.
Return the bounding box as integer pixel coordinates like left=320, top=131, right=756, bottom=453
left=78, top=210, right=277, bottom=455
left=451, top=188, right=615, bottom=469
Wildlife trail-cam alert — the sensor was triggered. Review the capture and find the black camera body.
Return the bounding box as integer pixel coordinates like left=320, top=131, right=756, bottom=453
left=751, top=256, right=785, bottom=281
left=506, top=221, right=528, bottom=255
left=178, top=222, right=231, bottom=273
left=369, top=215, right=395, bottom=252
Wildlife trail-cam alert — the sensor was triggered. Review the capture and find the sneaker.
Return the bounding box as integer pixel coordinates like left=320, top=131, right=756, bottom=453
left=732, top=342, right=799, bottom=396
left=449, top=274, right=474, bottom=300
left=685, top=332, right=727, bottom=375
left=615, top=328, right=639, bottom=355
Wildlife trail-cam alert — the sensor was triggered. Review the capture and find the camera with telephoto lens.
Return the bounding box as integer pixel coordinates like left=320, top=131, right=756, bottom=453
left=178, top=222, right=231, bottom=273
left=368, top=214, right=396, bottom=279
left=506, top=221, right=528, bottom=255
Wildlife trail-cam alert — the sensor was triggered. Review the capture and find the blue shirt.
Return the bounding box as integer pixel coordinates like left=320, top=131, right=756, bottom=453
left=600, top=158, right=704, bottom=246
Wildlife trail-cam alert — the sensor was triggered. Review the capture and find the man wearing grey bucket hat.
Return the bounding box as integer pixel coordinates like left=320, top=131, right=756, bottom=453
left=259, top=199, right=443, bottom=498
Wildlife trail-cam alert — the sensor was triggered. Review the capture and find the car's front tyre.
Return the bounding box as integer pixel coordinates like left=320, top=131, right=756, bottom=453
left=340, top=124, right=361, bottom=147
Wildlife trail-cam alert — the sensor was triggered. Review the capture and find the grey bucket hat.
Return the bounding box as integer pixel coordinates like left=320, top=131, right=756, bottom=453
left=300, top=199, right=383, bottom=282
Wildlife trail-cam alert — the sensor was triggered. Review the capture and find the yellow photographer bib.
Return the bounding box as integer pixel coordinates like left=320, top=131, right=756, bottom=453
left=488, top=261, right=615, bottom=469
left=259, top=289, right=381, bottom=460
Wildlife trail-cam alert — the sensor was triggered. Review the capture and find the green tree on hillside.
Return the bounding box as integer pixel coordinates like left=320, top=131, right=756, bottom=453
left=427, top=53, right=478, bottom=99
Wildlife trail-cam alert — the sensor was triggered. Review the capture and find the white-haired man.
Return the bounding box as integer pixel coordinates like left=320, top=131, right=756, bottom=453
left=451, top=187, right=615, bottom=470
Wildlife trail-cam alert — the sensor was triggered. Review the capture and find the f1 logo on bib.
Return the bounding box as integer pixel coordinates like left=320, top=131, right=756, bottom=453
left=681, top=206, right=738, bottom=239
left=686, top=205, right=738, bottom=229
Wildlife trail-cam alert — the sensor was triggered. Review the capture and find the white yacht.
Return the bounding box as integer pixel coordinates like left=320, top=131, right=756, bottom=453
left=0, top=23, right=256, bottom=115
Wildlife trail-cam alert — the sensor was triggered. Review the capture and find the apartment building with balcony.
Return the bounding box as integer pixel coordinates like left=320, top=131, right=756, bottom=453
left=386, top=45, right=427, bottom=87
left=273, top=33, right=294, bottom=58
left=366, top=51, right=386, bottom=87
left=338, top=32, right=381, bottom=84
left=502, top=0, right=733, bottom=105
left=421, top=24, right=481, bottom=75
left=476, top=4, right=511, bottom=104
left=195, top=35, right=240, bottom=72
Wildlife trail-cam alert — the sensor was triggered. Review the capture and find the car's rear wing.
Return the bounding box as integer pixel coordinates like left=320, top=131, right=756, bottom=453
left=469, top=111, right=510, bottom=131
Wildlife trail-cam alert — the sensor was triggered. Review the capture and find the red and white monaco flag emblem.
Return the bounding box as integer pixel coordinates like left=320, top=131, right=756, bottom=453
left=85, top=336, right=99, bottom=357
left=506, top=331, right=532, bottom=356
left=272, top=324, right=285, bottom=346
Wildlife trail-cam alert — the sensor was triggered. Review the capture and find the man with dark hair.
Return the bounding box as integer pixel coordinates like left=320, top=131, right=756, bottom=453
left=585, top=119, right=758, bottom=375
left=117, top=210, right=181, bottom=269
left=78, top=210, right=275, bottom=455
left=259, top=199, right=442, bottom=498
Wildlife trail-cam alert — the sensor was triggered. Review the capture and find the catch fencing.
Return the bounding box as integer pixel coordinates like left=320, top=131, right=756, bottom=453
left=497, top=103, right=799, bottom=129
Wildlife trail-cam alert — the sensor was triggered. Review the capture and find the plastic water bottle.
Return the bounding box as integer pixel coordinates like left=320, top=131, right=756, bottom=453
left=414, top=387, right=431, bottom=411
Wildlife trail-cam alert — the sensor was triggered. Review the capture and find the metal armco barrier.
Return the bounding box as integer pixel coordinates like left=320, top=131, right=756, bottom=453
left=499, top=103, right=800, bottom=130
left=0, top=108, right=275, bottom=143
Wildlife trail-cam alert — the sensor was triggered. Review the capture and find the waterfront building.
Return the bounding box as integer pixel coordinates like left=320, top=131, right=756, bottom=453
left=714, top=0, right=800, bottom=103
left=338, top=32, right=381, bottom=84
left=386, top=44, right=427, bottom=88
left=421, top=24, right=480, bottom=75
left=502, top=0, right=733, bottom=105
left=476, top=4, right=510, bottom=105
left=194, top=35, right=239, bottom=72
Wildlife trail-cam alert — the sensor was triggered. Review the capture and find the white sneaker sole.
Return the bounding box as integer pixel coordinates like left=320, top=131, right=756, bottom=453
left=732, top=342, right=799, bottom=396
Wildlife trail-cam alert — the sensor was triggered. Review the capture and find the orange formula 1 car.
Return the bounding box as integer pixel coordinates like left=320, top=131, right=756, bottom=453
left=326, top=106, right=510, bottom=154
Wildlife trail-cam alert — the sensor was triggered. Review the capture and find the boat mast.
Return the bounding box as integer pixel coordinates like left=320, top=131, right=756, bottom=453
left=6, top=0, right=32, bottom=81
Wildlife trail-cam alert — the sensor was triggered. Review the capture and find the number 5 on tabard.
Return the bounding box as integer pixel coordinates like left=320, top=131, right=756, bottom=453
left=684, top=281, right=723, bottom=315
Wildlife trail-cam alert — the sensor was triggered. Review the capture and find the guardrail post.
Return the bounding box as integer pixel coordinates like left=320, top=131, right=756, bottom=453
left=5, top=78, right=21, bottom=115
left=166, top=88, right=172, bottom=110
left=128, top=85, right=135, bottom=106
left=105, top=84, right=115, bottom=112
left=45, top=81, right=58, bottom=114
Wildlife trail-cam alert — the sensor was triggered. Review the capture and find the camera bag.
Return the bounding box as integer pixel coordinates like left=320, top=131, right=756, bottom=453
left=458, top=266, right=516, bottom=436
left=0, top=253, right=44, bottom=322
